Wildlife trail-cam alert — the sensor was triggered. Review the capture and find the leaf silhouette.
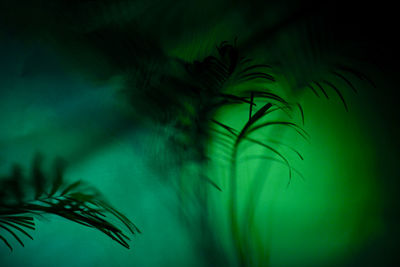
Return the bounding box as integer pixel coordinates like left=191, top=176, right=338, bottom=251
left=0, top=154, right=139, bottom=251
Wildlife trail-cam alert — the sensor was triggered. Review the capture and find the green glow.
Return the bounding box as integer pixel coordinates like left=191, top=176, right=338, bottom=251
left=0, top=2, right=392, bottom=266
left=206, top=84, right=383, bottom=266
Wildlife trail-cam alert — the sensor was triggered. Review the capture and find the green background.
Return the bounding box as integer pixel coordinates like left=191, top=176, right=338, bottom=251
left=0, top=1, right=399, bottom=266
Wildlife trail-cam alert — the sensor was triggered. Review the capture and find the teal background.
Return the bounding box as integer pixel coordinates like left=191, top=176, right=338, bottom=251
left=1, top=1, right=399, bottom=266
left=0, top=37, right=395, bottom=267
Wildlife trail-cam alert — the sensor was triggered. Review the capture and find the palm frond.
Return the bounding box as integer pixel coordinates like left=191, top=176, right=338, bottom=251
left=0, top=154, right=139, bottom=251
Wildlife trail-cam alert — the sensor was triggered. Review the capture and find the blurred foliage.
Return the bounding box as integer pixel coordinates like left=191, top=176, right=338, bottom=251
left=0, top=0, right=388, bottom=266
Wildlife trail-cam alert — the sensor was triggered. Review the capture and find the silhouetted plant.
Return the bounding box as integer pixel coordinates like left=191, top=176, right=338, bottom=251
left=177, top=39, right=372, bottom=266
left=0, top=1, right=377, bottom=265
